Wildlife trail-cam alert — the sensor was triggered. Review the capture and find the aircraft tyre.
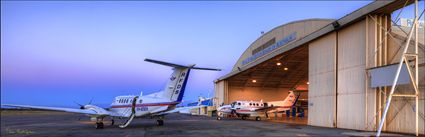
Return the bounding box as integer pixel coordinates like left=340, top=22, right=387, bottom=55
left=157, top=119, right=164, bottom=126
left=216, top=117, right=222, bottom=120
left=255, top=117, right=261, bottom=121
left=95, top=122, right=104, bottom=129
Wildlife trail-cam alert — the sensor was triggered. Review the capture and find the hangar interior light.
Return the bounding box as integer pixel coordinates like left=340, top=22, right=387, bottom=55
left=252, top=80, right=257, bottom=83
left=284, top=67, right=288, bottom=71
left=276, top=62, right=282, bottom=66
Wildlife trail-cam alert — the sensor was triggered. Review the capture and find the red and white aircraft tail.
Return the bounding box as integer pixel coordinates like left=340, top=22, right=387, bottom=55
left=267, top=91, right=300, bottom=113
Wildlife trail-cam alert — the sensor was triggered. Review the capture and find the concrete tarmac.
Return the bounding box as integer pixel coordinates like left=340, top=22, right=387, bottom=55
left=1, top=110, right=412, bottom=137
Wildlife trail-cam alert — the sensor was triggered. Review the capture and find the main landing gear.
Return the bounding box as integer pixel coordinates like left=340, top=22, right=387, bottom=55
left=255, top=117, right=261, bottom=121
left=95, top=122, right=104, bottom=129
left=156, top=116, right=164, bottom=126
left=95, top=117, right=105, bottom=129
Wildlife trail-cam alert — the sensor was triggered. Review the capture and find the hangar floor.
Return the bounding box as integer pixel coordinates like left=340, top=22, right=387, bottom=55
left=1, top=110, right=411, bottom=137
left=266, top=116, right=308, bottom=125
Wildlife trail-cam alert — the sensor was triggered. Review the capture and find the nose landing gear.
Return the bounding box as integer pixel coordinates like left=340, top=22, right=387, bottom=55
left=156, top=119, right=164, bottom=126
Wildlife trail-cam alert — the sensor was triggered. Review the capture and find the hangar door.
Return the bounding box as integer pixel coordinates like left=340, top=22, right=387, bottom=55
left=308, top=32, right=337, bottom=128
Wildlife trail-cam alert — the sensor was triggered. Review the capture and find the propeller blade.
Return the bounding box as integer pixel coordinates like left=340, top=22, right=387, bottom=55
left=74, top=101, right=85, bottom=109
left=74, top=101, right=83, bottom=107
left=88, top=97, right=94, bottom=105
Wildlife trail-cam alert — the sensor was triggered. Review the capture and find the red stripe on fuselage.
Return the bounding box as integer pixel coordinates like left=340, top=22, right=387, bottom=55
left=110, top=102, right=179, bottom=108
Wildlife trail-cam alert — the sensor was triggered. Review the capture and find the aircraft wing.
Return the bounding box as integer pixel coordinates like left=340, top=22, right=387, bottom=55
left=3, top=104, right=99, bottom=115
left=252, top=106, right=281, bottom=112
left=158, top=105, right=207, bottom=115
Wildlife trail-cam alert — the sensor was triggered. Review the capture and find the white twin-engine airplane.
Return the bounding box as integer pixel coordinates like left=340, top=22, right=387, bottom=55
left=3, top=59, right=220, bottom=129
left=216, top=91, right=300, bottom=121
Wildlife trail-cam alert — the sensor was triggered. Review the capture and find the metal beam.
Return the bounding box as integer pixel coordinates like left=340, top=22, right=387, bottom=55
left=376, top=1, right=421, bottom=136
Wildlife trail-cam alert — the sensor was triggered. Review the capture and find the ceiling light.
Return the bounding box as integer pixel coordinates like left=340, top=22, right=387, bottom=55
left=306, top=82, right=310, bottom=85
left=276, top=62, right=282, bottom=66
left=284, top=67, right=288, bottom=71
left=252, top=80, right=257, bottom=83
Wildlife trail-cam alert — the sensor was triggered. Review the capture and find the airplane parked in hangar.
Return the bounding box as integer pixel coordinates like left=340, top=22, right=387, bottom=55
left=216, top=91, right=300, bottom=121
left=3, top=59, right=220, bottom=129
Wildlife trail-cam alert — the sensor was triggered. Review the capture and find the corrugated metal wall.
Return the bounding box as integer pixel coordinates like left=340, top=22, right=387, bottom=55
left=308, top=32, right=337, bottom=128
left=337, top=20, right=367, bottom=130
left=214, top=80, right=227, bottom=106
left=365, top=15, right=379, bottom=131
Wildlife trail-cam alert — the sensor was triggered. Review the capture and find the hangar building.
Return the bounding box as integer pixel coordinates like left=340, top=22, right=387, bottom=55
left=214, top=0, right=424, bottom=135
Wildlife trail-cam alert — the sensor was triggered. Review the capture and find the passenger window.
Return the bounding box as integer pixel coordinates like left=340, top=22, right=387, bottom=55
left=139, top=100, right=142, bottom=104
left=238, top=102, right=241, bottom=106
left=256, top=103, right=259, bottom=106
left=249, top=103, right=252, bottom=106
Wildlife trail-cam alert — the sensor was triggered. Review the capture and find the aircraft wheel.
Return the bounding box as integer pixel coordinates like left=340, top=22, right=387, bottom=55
left=111, top=119, right=115, bottom=126
left=216, top=117, right=222, bottom=120
left=156, top=119, right=164, bottom=126
left=95, top=122, right=104, bottom=129
left=241, top=116, right=247, bottom=120
left=255, top=117, right=261, bottom=121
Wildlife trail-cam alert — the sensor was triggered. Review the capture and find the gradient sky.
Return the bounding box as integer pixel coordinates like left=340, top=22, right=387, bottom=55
left=3, top=1, right=420, bottom=107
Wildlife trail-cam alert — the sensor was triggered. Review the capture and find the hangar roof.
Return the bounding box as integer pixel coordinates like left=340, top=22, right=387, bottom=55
left=216, top=0, right=415, bottom=85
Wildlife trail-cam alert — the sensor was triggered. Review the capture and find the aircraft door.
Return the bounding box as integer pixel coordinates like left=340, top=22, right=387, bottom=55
left=131, top=96, right=138, bottom=114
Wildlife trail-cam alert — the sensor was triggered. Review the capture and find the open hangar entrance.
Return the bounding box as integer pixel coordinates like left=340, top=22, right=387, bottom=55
left=214, top=18, right=334, bottom=125
left=215, top=0, right=424, bottom=135
left=226, top=45, right=309, bottom=124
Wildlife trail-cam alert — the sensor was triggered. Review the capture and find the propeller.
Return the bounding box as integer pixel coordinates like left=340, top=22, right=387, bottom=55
left=74, top=101, right=85, bottom=109
left=74, top=97, right=94, bottom=110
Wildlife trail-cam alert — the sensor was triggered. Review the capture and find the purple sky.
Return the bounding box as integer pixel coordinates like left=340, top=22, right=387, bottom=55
left=3, top=1, right=420, bottom=107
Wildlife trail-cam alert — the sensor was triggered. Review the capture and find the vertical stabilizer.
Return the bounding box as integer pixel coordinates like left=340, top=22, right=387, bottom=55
left=282, top=91, right=300, bottom=106
left=161, top=67, right=190, bottom=102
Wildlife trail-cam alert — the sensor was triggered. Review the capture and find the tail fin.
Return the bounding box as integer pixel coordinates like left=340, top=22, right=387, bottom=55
left=282, top=91, right=300, bottom=107
left=144, top=58, right=220, bottom=102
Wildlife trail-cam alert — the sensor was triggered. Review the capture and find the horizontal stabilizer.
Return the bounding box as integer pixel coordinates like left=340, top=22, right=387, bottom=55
left=192, top=67, right=221, bottom=71
left=145, top=58, right=187, bottom=68
left=144, top=58, right=221, bottom=71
